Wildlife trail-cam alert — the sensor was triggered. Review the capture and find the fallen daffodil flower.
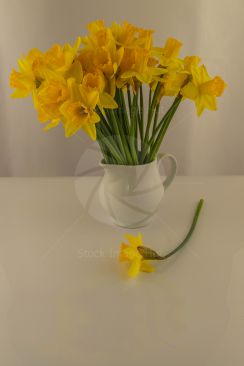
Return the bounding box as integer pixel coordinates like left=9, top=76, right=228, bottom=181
left=119, top=199, right=204, bottom=277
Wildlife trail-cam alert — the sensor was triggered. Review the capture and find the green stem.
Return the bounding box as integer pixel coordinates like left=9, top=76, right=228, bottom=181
left=96, top=137, right=109, bottom=164
left=115, top=88, right=127, bottom=135
left=96, top=124, right=124, bottom=164
left=129, top=93, right=139, bottom=164
left=107, top=109, right=127, bottom=162
left=112, top=108, right=134, bottom=165
left=148, top=95, right=182, bottom=161
left=96, top=107, right=113, bottom=135
left=138, top=199, right=204, bottom=260
left=145, top=88, right=152, bottom=141
left=161, top=199, right=204, bottom=260
left=118, top=88, right=130, bottom=135
left=139, top=85, right=144, bottom=144
left=151, top=103, right=160, bottom=145
left=144, top=84, right=160, bottom=143
left=127, top=87, right=132, bottom=118
left=140, top=84, right=161, bottom=163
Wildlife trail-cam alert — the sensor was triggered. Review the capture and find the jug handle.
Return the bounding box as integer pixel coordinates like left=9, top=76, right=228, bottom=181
left=157, top=153, right=177, bottom=190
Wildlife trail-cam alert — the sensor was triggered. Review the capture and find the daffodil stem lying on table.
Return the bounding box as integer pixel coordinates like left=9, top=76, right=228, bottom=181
left=137, top=199, right=204, bottom=261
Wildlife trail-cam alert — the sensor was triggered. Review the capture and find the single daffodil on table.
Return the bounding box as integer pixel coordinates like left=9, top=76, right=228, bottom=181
left=119, top=233, right=155, bottom=277
left=119, top=199, right=204, bottom=278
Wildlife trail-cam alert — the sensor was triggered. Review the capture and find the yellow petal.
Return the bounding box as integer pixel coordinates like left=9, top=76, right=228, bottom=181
left=184, top=56, right=201, bottom=71
left=82, top=123, right=97, bottom=140
left=125, top=233, right=142, bottom=248
left=100, top=92, right=118, bottom=109
left=150, top=67, right=167, bottom=76
left=201, top=95, right=217, bottom=111
left=108, top=77, right=116, bottom=98
left=119, top=243, right=130, bottom=262
left=66, top=61, right=83, bottom=83
left=181, top=81, right=199, bottom=100
left=11, top=89, right=30, bottom=98
left=44, top=119, right=60, bottom=131
left=120, top=70, right=137, bottom=79
left=68, top=79, right=81, bottom=101
left=195, top=95, right=216, bottom=116
left=122, top=246, right=137, bottom=260
left=17, top=58, right=31, bottom=73
left=140, top=261, right=155, bottom=273
left=87, top=19, right=105, bottom=34
left=163, top=38, right=182, bottom=59
left=192, top=65, right=210, bottom=86
left=73, top=36, right=81, bottom=53
left=63, top=118, right=81, bottom=137
left=200, top=76, right=226, bottom=97
left=128, top=257, right=141, bottom=277
left=80, top=88, right=99, bottom=109
left=117, top=46, right=124, bottom=65
left=89, top=112, right=100, bottom=124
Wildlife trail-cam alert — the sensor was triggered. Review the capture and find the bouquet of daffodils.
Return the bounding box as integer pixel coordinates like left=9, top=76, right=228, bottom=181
left=10, top=20, right=226, bottom=165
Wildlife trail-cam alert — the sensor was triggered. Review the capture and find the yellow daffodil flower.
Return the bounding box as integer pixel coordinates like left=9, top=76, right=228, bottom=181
left=33, top=73, right=69, bottom=129
left=162, top=37, right=182, bottom=59
left=87, top=19, right=105, bottom=34
left=10, top=38, right=81, bottom=98
left=119, top=233, right=155, bottom=277
left=82, top=71, right=105, bottom=93
left=81, top=20, right=124, bottom=97
left=93, top=46, right=123, bottom=97
left=10, top=69, right=35, bottom=98
left=160, top=71, right=188, bottom=97
left=183, top=56, right=201, bottom=72
left=82, top=71, right=117, bottom=109
left=10, top=48, right=45, bottom=98
left=117, top=47, right=164, bottom=90
left=94, top=47, right=115, bottom=76
left=44, top=37, right=81, bottom=74
left=153, top=55, right=201, bottom=98
left=181, top=64, right=226, bottom=116
left=82, top=20, right=114, bottom=50
left=77, top=48, right=97, bottom=74
left=60, top=79, right=100, bottom=139
left=154, top=37, right=182, bottom=68
left=111, top=21, right=153, bottom=50
left=81, top=20, right=123, bottom=77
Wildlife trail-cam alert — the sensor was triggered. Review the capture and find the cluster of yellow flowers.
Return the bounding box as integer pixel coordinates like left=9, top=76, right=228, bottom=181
left=10, top=20, right=226, bottom=141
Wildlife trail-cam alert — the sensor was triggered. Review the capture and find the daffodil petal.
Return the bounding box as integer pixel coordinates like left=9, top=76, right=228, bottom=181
left=125, top=233, right=142, bottom=248
left=44, top=119, right=60, bottom=131
left=82, top=123, right=97, bottom=140
left=100, top=92, right=118, bottom=109
left=140, top=261, right=155, bottom=273
left=119, top=243, right=130, bottom=262
left=66, top=61, right=83, bottom=83
left=181, top=82, right=199, bottom=100
left=128, top=257, right=141, bottom=277
left=64, top=121, right=81, bottom=138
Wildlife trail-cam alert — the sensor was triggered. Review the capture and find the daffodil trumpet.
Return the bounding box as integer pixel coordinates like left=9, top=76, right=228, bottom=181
left=10, top=20, right=226, bottom=165
left=119, top=199, right=204, bottom=277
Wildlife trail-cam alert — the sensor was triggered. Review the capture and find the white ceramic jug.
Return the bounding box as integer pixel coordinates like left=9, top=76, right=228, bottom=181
left=99, top=153, right=177, bottom=228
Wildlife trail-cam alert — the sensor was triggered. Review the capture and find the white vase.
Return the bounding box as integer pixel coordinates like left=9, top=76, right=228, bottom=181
left=99, top=153, right=177, bottom=228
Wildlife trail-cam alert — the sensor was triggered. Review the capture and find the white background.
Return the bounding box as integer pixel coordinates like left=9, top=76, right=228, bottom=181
left=0, top=0, right=243, bottom=176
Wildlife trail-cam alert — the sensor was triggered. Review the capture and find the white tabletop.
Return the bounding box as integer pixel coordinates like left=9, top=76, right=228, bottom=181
left=0, top=176, right=244, bottom=366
